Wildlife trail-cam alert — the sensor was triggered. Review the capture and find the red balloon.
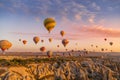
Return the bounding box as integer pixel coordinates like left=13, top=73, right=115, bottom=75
left=40, top=47, right=46, bottom=52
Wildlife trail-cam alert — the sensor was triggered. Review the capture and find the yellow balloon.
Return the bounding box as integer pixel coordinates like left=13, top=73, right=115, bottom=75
left=0, top=40, right=12, bottom=52
left=33, top=36, right=40, bottom=44
left=44, top=18, right=56, bottom=33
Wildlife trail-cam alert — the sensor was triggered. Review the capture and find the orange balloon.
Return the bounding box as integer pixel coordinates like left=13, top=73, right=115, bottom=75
left=49, top=38, right=52, bottom=42
left=109, top=42, right=113, bottom=46
left=33, top=36, right=40, bottom=44
left=60, top=30, right=65, bottom=37
left=40, top=47, right=46, bottom=52
left=23, top=40, right=27, bottom=45
left=101, top=48, right=104, bottom=51
left=96, top=46, right=98, bottom=48
left=57, top=45, right=59, bottom=48
left=0, top=40, right=12, bottom=52
left=62, top=39, right=69, bottom=47
left=104, top=38, right=107, bottom=41
left=91, top=44, right=93, bottom=47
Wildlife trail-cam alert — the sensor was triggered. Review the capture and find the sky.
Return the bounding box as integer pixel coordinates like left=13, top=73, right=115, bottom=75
left=0, top=0, right=120, bottom=52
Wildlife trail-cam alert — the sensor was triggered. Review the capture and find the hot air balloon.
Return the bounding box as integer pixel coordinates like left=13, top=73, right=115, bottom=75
left=109, top=42, right=113, bottom=46
left=47, top=51, right=53, bottom=58
left=71, top=50, right=74, bottom=52
left=40, top=47, right=46, bottom=52
left=0, top=40, right=12, bottom=52
left=22, top=40, right=27, bottom=45
left=104, top=38, right=107, bottom=41
left=57, top=45, right=59, bottom=48
left=105, top=49, right=108, bottom=51
left=33, top=36, right=40, bottom=44
left=65, top=49, right=68, bottom=51
left=101, top=48, right=104, bottom=51
left=96, top=46, right=98, bottom=48
left=62, top=39, right=69, bottom=47
left=41, top=40, right=44, bottom=43
left=49, top=38, right=52, bottom=42
left=91, top=44, right=93, bottom=47
left=60, top=30, right=65, bottom=37
left=84, top=48, right=86, bottom=51
left=44, top=18, right=56, bottom=33
left=19, top=39, right=21, bottom=41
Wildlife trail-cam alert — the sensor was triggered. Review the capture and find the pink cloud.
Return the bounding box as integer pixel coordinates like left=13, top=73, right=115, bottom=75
left=60, top=17, right=120, bottom=39
left=9, top=25, right=120, bottom=40
left=80, top=26, right=120, bottom=37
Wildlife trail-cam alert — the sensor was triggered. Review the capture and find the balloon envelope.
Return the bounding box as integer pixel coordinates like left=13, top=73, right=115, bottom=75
left=101, top=48, right=104, bottom=51
left=62, top=39, right=69, bottom=47
left=40, top=47, right=46, bottom=52
left=41, top=40, right=44, bottom=43
left=44, top=18, right=56, bottom=33
left=91, top=44, right=93, bottom=47
left=0, top=40, right=12, bottom=52
left=49, top=38, right=52, bottom=42
left=109, top=42, right=113, bottom=46
left=23, top=40, right=27, bottom=45
left=57, top=45, right=59, bottom=48
left=19, top=39, right=21, bottom=41
left=33, top=36, right=40, bottom=44
left=104, top=38, right=107, bottom=41
left=71, top=50, right=74, bottom=52
left=47, top=51, right=53, bottom=57
left=96, top=46, right=98, bottom=48
left=60, top=30, right=65, bottom=37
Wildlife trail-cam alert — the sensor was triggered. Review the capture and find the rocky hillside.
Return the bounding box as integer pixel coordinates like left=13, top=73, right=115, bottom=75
left=0, top=57, right=120, bottom=80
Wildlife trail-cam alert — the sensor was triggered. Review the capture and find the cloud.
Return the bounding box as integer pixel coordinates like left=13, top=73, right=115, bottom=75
left=75, top=14, right=81, bottom=20
left=60, top=17, right=120, bottom=39
left=0, top=0, right=97, bottom=22
left=9, top=26, right=120, bottom=41
left=74, top=26, right=120, bottom=38
left=3, top=0, right=120, bottom=40
left=9, top=32, right=62, bottom=39
left=88, top=15, right=95, bottom=23
left=86, top=26, right=120, bottom=37
left=91, top=2, right=101, bottom=11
